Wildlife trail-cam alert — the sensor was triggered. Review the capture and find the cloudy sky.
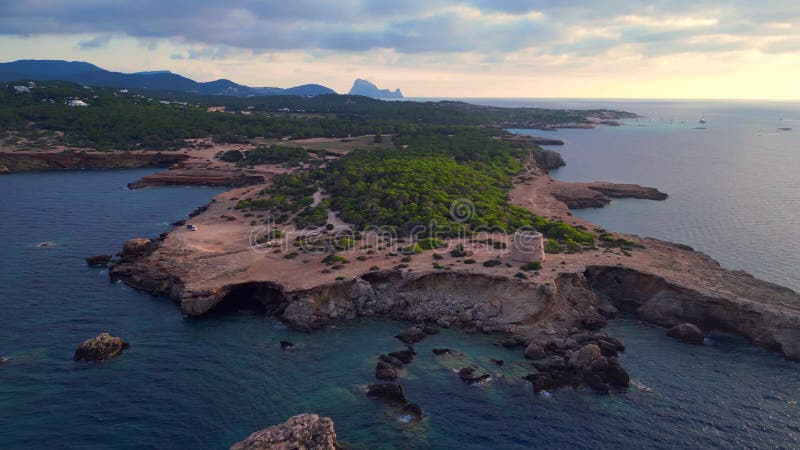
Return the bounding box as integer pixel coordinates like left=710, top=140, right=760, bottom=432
left=1, top=1, right=799, bottom=98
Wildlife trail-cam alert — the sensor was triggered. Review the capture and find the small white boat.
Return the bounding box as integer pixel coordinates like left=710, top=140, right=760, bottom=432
left=186, top=224, right=198, bottom=231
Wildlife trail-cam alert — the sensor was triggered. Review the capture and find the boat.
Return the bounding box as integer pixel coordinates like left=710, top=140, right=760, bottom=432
left=186, top=224, right=198, bottom=231
left=699, top=118, right=707, bottom=124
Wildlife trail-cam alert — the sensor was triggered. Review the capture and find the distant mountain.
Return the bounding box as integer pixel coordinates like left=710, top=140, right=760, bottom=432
left=0, top=60, right=337, bottom=97
left=349, top=78, right=403, bottom=99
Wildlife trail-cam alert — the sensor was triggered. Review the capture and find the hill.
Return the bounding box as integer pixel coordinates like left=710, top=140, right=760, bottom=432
left=0, top=60, right=336, bottom=97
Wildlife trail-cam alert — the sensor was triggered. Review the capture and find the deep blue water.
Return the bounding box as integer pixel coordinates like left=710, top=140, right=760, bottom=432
left=0, top=153, right=799, bottom=448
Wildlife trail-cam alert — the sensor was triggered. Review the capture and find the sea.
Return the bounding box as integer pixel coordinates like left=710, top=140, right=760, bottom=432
left=1, top=100, right=799, bottom=449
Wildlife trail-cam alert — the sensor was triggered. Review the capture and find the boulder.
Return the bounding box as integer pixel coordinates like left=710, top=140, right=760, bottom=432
left=378, top=354, right=404, bottom=368
left=367, top=383, right=407, bottom=405
left=605, top=359, right=631, bottom=387
left=583, top=373, right=610, bottom=394
left=597, top=302, right=619, bottom=318
left=85, top=254, right=112, bottom=267
left=74, top=333, right=130, bottom=362
left=280, top=340, right=295, bottom=350
left=589, top=356, right=609, bottom=373
left=666, top=323, right=705, bottom=345
left=501, top=338, right=520, bottom=349
left=395, top=326, right=427, bottom=344
left=568, top=344, right=602, bottom=371
left=375, top=364, right=398, bottom=381
left=523, top=341, right=547, bottom=359
left=402, top=402, right=423, bottom=421
left=490, top=358, right=504, bottom=366
left=387, top=348, right=416, bottom=364
left=230, top=413, right=339, bottom=450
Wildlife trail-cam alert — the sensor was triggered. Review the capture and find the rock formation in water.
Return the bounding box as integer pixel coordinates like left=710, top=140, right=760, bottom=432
left=73, top=333, right=130, bottom=362
left=86, top=254, right=112, bottom=267
left=666, top=323, right=705, bottom=344
left=348, top=78, right=403, bottom=99
left=230, top=414, right=341, bottom=450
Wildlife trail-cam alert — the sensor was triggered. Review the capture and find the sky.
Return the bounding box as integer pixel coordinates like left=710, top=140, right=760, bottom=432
left=1, top=1, right=799, bottom=99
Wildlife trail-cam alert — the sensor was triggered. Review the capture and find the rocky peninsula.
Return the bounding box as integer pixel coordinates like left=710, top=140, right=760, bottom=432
left=105, top=138, right=800, bottom=364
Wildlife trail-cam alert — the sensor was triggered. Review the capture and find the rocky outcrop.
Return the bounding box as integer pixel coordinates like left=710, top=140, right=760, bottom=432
left=230, top=414, right=340, bottom=450
left=73, top=333, right=130, bottom=362
left=86, top=254, right=112, bottom=267
left=666, top=323, right=705, bottom=344
left=528, top=148, right=566, bottom=173
left=551, top=182, right=668, bottom=209
left=121, top=238, right=154, bottom=260
left=523, top=333, right=629, bottom=394
left=366, top=383, right=422, bottom=421
left=348, top=78, right=403, bottom=99
left=0, top=151, right=187, bottom=173
left=586, top=266, right=800, bottom=361
left=127, top=173, right=264, bottom=189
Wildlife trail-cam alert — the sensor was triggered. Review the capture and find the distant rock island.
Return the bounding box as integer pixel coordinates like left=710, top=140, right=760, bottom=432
left=349, top=78, right=403, bottom=99
left=0, top=59, right=336, bottom=97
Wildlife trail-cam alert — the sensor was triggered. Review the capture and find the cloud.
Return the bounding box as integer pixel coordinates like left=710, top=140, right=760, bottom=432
left=1, top=0, right=799, bottom=60
left=76, top=35, right=111, bottom=50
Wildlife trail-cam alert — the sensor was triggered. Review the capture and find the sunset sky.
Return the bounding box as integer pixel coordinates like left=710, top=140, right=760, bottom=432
left=1, top=1, right=799, bottom=99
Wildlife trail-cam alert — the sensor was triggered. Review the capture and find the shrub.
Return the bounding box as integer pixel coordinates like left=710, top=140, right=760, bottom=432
left=513, top=272, right=528, bottom=279
left=483, top=259, right=503, bottom=267
left=402, top=244, right=423, bottom=255
left=463, top=259, right=476, bottom=264
left=417, top=237, right=446, bottom=250
left=321, top=254, right=347, bottom=265
left=433, top=253, right=443, bottom=260
left=520, top=261, right=542, bottom=271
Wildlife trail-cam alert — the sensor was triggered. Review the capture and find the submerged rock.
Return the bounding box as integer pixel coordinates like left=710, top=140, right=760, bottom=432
left=432, top=348, right=455, bottom=355
left=230, top=413, right=339, bottom=450
left=367, top=383, right=407, bottom=405
left=395, top=324, right=437, bottom=344
left=666, top=323, right=705, bottom=345
left=279, top=340, right=295, bottom=350
left=86, top=254, right=112, bottom=267
left=457, top=367, right=492, bottom=385
left=73, top=333, right=130, bottom=362
left=402, top=402, right=423, bottom=421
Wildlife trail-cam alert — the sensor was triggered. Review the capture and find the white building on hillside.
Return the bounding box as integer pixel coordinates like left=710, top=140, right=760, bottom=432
left=67, top=99, right=88, bottom=107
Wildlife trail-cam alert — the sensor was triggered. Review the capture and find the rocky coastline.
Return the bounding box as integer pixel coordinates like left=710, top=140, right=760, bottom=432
left=93, top=135, right=800, bottom=433
left=0, top=150, right=187, bottom=173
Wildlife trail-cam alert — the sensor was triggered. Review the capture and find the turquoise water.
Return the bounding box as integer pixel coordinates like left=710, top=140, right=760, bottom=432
left=1, top=160, right=799, bottom=448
